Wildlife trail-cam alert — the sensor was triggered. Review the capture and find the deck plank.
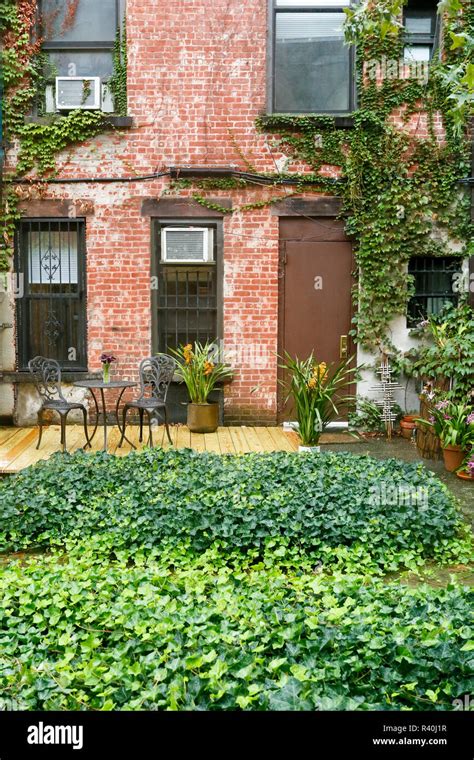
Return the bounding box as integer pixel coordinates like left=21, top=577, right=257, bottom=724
left=175, top=425, right=191, bottom=450
left=0, top=425, right=306, bottom=473
left=190, top=431, right=206, bottom=452
left=203, top=431, right=221, bottom=453
left=0, top=427, right=55, bottom=472
left=217, top=427, right=236, bottom=454
left=0, top=427, right=24, bottom=446
left=228, top=426, right=252, bottom=454
left=0, top=428, right=44, bottom=471
left=240, top=426, right=265, bottom=453
left=267, top=426, right=294, bottom=452
left=254, top=427, right=278, bottom=452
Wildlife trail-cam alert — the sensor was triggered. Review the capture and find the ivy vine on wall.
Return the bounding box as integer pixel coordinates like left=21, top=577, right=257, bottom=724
left=0, top=0, right=128, bottom=271
left=174, top=0, right=473, bottom=353
left=0, top=0, right=471, bottom=352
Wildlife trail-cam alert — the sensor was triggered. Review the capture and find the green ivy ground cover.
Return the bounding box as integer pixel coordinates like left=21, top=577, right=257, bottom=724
left=0, top=448, right=472, bottom=711
left=1, top=546, right=472, bottom=711
left=0, top=449, right=471, bottom=571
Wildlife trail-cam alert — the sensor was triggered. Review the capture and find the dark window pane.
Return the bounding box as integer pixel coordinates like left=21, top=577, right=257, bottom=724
left=46, top=50, right=114, bottom=78
left=405, top=13, right=434, bottom=34
left=42, top=0, right=117, bottom=42
left=407, top=256, right=462, bottom=326
left=157, top=265, right=217, bottom=353
left=275, top=11, right=350, bottom=113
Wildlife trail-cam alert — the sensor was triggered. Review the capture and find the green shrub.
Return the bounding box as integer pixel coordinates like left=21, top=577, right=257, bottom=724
left=0, top=546, right=471, bottom=711
left=0, top=448, right=467, bottom=570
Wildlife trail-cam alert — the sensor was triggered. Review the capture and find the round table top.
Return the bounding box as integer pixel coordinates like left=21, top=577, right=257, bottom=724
left=73, top=379, right=137, bottom=389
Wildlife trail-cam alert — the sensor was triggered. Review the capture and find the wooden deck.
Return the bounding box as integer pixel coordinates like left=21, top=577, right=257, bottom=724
left=0, top=425, right=357, bottom=474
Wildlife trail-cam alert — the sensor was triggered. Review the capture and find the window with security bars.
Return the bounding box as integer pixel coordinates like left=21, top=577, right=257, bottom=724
left=15, top=219, right=87, bottom=369
left=407, top=256, right=463, bottom=327
left=155, top=224, right=219, bottom=353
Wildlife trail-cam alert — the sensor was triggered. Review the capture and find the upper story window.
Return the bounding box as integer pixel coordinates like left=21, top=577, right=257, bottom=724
left=41, top=0, right=119, bottom=79
left=403, top=0, right=438, bottom=62
left=39, top=0, right=124, bottom=113
left=271, top=0, right=354, bottom=114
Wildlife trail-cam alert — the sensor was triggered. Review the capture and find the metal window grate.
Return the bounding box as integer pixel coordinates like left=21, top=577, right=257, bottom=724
left=15, top=219, right=87, bottom=369
left=157, top=265, right=217, bottom=353
left=407, top=256, right=463, bottom=327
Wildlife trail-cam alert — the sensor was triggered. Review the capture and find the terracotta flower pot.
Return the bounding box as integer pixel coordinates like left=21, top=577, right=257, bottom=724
left=441, top=444, right=465, bottom=473
left=400, top=419, right=416, bottom=439
left=187, top=402, right=219, bottom=433
left=456, top=469, right=474, bottom=482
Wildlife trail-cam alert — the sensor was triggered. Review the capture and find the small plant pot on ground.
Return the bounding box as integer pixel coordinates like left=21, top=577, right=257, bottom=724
left=187, top=402, right=219, bottom=433
left=298, top=445, right=321, bottom=453
left=441, top=444, right=465, bottom=473
left=400, top=419, right=417, bottom=439
left=456, top=469, right=474, bottom=482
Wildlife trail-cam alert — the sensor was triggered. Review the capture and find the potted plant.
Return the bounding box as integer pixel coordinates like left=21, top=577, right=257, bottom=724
left=418, top=398, right=474, bottom=472
left=401, top=303, right=474, bottom=458
left=400, top=409, right=418, bottom=440
left=457, top=452, right=474, bottom=482
left=280, top=352, right=356, bottom=452
left=173, top=341, right=232, bottom=433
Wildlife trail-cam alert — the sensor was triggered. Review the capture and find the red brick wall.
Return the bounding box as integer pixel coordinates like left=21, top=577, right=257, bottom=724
left=10, top=0, right=451, bottom=423
left=10, top=0, right=317, bottom=423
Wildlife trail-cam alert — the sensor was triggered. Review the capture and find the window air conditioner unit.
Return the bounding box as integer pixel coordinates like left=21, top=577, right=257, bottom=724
left=161, top=227, right=214, bottom=263
left=55, top=77, right=102, bottom=110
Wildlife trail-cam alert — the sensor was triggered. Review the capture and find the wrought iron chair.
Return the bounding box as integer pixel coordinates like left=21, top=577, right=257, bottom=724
left=118, top=355, right=175, bottom=448
left=28, top=356, right=91, bottom=453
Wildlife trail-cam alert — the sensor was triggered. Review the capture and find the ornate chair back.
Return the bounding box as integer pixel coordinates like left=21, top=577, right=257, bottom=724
left=138, top=355, right=175, bottom=403
left=28, top=356, right=67, bottom=404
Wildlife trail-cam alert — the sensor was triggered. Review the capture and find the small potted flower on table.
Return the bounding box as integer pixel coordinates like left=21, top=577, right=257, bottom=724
left=100, top=353, right=117, bottom=384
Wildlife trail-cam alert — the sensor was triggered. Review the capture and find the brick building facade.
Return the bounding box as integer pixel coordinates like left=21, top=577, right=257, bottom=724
left=0, top=0, right=471, bottom=426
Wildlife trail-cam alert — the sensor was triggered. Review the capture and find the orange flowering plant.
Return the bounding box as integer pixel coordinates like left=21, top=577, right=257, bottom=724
left=172, top=341, right=233, bottom=404
left=280, top=352, right=357, bottom=446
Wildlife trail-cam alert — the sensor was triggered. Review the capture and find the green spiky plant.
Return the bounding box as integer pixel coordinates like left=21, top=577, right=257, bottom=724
left=280, top=353, right=357, bottom=446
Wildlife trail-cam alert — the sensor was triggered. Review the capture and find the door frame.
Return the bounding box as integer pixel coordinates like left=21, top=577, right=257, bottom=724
left=277, top=216, right=356, bottom=422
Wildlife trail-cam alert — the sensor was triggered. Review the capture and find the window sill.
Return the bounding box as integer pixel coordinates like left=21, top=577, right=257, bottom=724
left=261, top=114, right=354, bottom=129
left=2, top=373, right=233, bottom=386
left=24, top=115, right=134, bottom=129
left=1, top=371, right=96, bottom=384
left=171, top=375, right=232, bottom=386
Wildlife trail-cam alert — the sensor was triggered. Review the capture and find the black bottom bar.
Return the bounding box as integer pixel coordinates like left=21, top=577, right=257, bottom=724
left=0, top=710, right=471, bottom=759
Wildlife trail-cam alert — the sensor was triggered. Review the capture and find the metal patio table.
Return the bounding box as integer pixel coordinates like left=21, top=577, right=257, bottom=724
left=73, top=379, right=137, bottom=452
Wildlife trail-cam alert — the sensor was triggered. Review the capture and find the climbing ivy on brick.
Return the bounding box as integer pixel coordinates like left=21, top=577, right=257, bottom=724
left=0, top=0, right=127, bottom=269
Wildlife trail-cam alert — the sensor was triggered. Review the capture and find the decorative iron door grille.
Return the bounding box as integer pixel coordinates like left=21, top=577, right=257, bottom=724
left=15, top=219, right=87, bottom=370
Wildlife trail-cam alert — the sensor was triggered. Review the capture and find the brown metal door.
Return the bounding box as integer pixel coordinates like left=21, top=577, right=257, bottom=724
left=278, top=217, right=354, bottom=422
